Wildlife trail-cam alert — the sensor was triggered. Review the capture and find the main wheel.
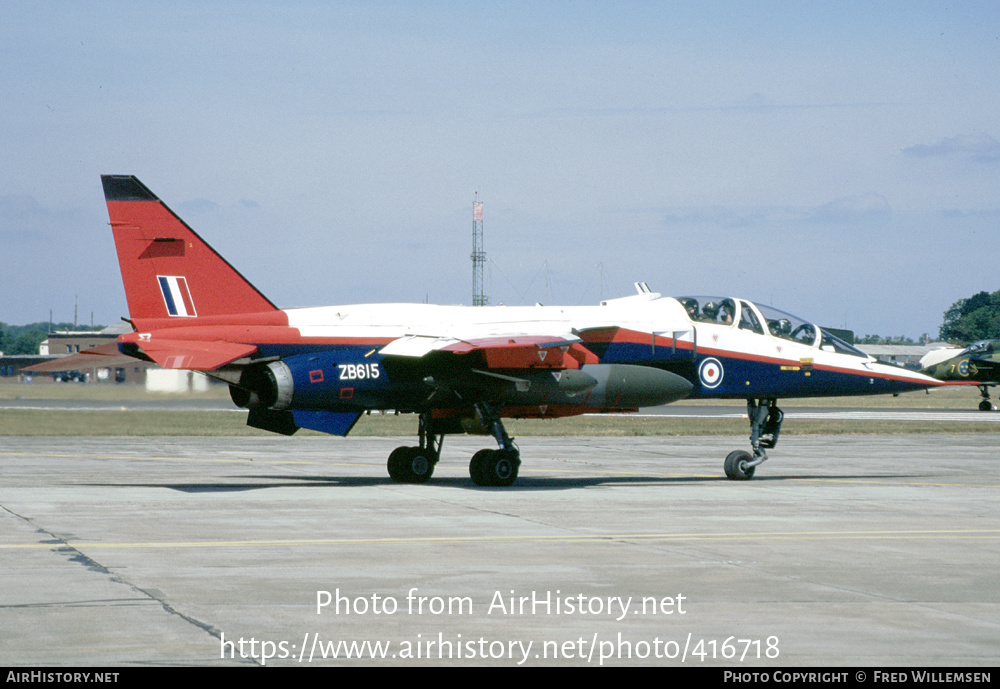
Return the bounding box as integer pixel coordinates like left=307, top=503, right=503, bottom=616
left=470, top=449, right=519, bottom=487
left=724, top=450, right=755, bottom=480
left=469, top=449, right=493, bottom=486
left=387, top=446, right=435, bottom=483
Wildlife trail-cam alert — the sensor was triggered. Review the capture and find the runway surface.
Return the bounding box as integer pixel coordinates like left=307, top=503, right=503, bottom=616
left=1, top=434, right=997, bottom=666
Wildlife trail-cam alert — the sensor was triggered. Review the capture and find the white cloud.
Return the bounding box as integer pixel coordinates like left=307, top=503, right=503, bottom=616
left=807, top=194, right=891, bottom=224
left=904, top=134, right=1000, bottom=163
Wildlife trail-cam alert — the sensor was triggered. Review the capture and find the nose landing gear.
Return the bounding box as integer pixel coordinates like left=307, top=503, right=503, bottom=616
left=725, top=399, right=783, bottom=480
left=978, top=385, right=996, bottom=412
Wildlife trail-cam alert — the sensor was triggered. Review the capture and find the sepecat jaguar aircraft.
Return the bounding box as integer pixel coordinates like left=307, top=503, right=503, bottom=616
left=34, top=176, right=946, bottom=486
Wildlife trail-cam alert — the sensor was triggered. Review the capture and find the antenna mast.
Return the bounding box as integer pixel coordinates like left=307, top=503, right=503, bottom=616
left=472, top=194, right=487, bottom=306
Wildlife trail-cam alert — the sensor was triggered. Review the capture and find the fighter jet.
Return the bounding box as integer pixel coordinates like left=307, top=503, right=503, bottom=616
left=919, top=341, right=1000, bottom=411
left=30, top=176, right=947, bottom=486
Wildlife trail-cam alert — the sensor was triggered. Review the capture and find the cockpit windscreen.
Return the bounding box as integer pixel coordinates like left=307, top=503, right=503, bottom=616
left=676, top=296, right=868, bottom=357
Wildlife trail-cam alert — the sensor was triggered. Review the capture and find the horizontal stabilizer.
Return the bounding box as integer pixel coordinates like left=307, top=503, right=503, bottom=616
left=135, top=339, right=258, bottom=370
left=22, top=342, right=136, bottom=373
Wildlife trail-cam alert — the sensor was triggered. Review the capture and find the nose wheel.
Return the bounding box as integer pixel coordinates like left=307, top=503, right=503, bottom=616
left=725, top=399, right=782, bottom=480
left=724, top=450, right=756, bottom=480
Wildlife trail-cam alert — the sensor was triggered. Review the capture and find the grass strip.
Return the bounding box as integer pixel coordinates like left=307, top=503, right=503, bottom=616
left=3, top=409, right=998, bottom=437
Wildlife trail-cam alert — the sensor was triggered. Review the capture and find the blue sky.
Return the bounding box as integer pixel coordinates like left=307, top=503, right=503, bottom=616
left=2, top=1, right=999, bottom=338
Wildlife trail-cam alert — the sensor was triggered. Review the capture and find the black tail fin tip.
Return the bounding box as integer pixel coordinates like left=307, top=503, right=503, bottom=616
left=102, top=175, right=160, bottom=203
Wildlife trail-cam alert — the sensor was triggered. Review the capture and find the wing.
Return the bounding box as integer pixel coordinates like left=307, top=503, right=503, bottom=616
left=380, top=333, right=599, bottom=369
left=378, top=328, right=693, bottom=417
left=379, top=325, right=694, bottom=369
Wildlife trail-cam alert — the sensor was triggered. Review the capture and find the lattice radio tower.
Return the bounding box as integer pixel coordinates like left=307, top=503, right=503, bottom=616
left=472, top=194, right=487, bottom=305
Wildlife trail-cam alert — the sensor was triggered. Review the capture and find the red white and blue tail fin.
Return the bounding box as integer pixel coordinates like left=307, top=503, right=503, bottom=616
left=101, top=175, right=277, bottom=321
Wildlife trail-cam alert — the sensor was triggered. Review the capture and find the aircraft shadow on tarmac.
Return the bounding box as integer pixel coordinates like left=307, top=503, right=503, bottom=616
left=83, top=471, right=922, bottom=493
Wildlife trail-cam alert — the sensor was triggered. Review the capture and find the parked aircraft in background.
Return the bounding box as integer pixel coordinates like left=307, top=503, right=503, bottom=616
left=31, top=176, right=947, bottom=486
left=920, top=341, right=1000, bottom=411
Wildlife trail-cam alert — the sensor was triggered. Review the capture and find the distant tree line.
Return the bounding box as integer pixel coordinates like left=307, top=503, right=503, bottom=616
left=0, top=322, right=105, bottom=356
left=855, top=334, right=931, bottom=346
left=939, top=290, right=1000, bottom=343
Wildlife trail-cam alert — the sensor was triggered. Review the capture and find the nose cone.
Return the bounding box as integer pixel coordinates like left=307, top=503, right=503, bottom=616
left=867, top=361, right=951, bottom=394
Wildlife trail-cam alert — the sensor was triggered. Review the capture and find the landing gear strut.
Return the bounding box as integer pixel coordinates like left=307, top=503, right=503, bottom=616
left=468, top=402, right=521, bottom=487
left=977, top=385, right=996, bottom=412
left=725, top=398, right=783, bottom=480
left=385, top=405, right=522, bottom=486
left=387, top=412, right=442, bottom=483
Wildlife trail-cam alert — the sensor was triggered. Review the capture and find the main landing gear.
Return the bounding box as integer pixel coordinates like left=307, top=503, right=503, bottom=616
left=386, top=412, right=441, bottom=484
left=386, top=404, right=521, bottom=487
left=977, top=385, right=996, bottom=412
left=724, top=398, right=783, bottom=481
left=468, top=402, right=521, bottom=487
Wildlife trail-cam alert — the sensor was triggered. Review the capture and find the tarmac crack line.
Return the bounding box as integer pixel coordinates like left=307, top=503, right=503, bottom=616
left=0, top=502, right=225, bottom=648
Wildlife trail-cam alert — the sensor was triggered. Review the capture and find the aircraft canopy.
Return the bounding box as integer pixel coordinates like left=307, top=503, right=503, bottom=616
left=674, top=296, right=868, bottom=358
